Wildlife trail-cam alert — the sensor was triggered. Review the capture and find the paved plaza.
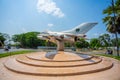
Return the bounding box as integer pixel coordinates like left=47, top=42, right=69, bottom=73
left=0, top=51, right=120, bottom=80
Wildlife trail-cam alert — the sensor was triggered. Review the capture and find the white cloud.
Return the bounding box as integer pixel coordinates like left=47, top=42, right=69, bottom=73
left=47, top=23, right=54, bottom=27
left=37, top=0, right=65, bottom=18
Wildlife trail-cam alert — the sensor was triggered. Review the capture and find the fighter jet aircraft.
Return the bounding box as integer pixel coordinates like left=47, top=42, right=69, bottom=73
left=37, top=22, right=98, bottom=44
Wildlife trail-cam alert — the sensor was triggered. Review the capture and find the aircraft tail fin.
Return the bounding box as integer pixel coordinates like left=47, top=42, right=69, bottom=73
left=63, top=22, right=98, bottom=34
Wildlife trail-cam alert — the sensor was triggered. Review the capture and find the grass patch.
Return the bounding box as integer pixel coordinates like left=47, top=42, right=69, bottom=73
left=0, top=50, right=35, bottom=58
left=97, top=54, right=120, bottom=60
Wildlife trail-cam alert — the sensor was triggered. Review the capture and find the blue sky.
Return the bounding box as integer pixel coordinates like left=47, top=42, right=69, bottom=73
left=0, top=0, right=112, bottom=39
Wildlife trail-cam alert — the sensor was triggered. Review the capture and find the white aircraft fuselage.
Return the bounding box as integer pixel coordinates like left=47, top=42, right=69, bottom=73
left=37, top=22, right=98, bottom=51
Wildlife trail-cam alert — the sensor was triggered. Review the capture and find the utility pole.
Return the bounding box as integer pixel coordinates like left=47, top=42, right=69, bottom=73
left=112, top=0, right=119, bottom=56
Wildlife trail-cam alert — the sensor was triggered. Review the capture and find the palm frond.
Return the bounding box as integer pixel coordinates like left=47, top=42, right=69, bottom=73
left=103, top=6, right=113, bottom=15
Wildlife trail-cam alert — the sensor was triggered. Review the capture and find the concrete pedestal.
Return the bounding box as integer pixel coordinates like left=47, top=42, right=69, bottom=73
left=56, top=40, right=64, bottom=51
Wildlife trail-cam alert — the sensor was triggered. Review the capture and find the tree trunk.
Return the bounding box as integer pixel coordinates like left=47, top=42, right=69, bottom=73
left=115, top=32, right=119, bottom=56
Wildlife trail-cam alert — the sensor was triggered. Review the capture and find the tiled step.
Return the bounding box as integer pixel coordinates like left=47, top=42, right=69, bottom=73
left=26, top=52, right=93, bottom=62
left=16, top=55, right=102, bottom=67
left=4, top=58, right=113, bottom=76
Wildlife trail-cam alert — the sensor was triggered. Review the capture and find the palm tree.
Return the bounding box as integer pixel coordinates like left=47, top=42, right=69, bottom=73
left=103, top=0, right=120, bottom=33
left=103, top=0, right=120, bottom=56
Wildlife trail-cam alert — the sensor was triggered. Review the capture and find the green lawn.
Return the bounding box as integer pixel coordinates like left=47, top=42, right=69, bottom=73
left=1, top=50, right=120, bottom=61
left=0, top=50, right=35, bottom=58
left=97, top=54, right=120, bottom=60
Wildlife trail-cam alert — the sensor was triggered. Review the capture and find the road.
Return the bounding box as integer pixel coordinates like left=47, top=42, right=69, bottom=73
left=0, top=48, right=29, bottom=54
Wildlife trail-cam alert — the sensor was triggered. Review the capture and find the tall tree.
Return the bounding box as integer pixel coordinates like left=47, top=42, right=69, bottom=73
left=12, top=32, right=46, bottom=48
left=75, top=38, right=89, bottom=48
left=111, top=38, right=120, bottom=46
left=90, top=38, right=101, bottom=49
left=0, top=33, right=10, bottom=47
left=99, top=34, right=111, bottom=47
left=0, top=33, right=5, bottom=47
left=103, top=0, right=120, bottom=56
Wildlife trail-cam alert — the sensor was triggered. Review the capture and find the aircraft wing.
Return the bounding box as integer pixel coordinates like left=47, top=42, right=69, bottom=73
left=63, top=33, right=86, bottom=38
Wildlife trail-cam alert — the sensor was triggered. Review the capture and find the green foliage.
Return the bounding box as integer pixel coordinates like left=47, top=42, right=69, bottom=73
left=102, top=0, right=120, bottom=34
left=98, top=34, right=111, bottom=47
left=12, top=32, right=46, bottom=48
left=0, top=33, right=5, bottom=46
left=102, top=0, right=120, bottom=56
left=0, top=50, right=35, bottom=58
left=89, top=35, right=120, bottom=49
left=0, top=33, right=10, bottom=47
left=64, top=42, right=71, bottom=47
left=97, top=54, right=120, bottom=60
left=90, top=38, right=101, bottom=49
left=75, top=38, right=89, bottom=48
left=46, top=41, right=56, bottom=47
left=111, top=38, right=120, bottom=46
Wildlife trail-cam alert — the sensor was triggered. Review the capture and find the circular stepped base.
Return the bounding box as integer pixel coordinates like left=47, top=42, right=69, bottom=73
left=25, top=52, right=93, bottom=62
left=4, top=52, right=113, bottom=76
left=16, top=55, right=102, bottom=67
